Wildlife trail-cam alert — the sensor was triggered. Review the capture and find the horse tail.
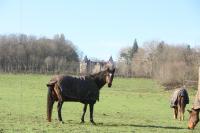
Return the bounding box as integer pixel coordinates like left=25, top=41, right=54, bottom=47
left=47, top=86, right=54, bottom=122
left=177, top=96, right=185, bottom=120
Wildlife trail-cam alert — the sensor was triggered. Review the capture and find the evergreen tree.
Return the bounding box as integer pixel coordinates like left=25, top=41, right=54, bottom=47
left=129, top=38, right=138, bottom=59
left=133, top=39, right=138, bottom=53
left=109, top=56, right=113, bottom=63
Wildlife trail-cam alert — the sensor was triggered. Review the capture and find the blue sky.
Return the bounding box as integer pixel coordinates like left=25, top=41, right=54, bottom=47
left=0, top=0, right=200, bottom=60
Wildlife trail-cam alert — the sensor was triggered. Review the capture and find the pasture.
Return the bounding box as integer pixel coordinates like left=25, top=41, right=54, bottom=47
left=0, top=74, right=199, bottom=133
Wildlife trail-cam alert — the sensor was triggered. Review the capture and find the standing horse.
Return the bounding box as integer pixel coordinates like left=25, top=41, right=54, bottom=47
left=170, top=87, right=189, bottom=121
left=46, top=67, right=115, bottom=124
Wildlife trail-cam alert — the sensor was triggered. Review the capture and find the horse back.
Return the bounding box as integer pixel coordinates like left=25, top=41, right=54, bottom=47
left=47, top=75, right=99, bottom=102
left=178, top=89, right=189, bottom=105
left=170, top=88, right=189, bottom=108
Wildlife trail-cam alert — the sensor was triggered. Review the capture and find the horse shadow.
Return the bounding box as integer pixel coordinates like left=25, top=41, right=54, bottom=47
left=64, top=120, right=185, bottom=130
left=96, top=123, right=185, bottom=130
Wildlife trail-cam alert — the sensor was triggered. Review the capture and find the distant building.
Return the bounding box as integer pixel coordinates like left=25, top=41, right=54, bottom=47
left=80, top=56, right=114, bottom=75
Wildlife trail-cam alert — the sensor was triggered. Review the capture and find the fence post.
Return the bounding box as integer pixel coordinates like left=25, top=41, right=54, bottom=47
left=198, top=67, right=200, bottom=91
left=193, top=67, right=200, bottom=109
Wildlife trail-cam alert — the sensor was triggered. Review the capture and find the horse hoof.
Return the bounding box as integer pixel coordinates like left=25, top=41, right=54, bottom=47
left=91, top=121, right=96, bottom=125
left=60, top=121, right=65, bottom=124
left=80, top=121, right=85, bottom=124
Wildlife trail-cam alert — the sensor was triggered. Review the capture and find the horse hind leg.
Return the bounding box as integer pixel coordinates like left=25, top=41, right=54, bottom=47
left=173, top=106, right=178, bottom=119
left=180, top=97, right=185, bottom=121
left=53, top=83, right=64, bottom=123
left=182, top=104, right=186, bottom=120
left=47, top=86, right=55, bottom=122
left=178, top=96, right=185, bottom=121
left=177, top=96, right=185, bottom=121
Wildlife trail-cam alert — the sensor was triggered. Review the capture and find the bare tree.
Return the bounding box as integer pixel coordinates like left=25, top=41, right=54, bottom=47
left=117, top=40, right=200, bottom=89
left=0, top=34, right=79, bottom=74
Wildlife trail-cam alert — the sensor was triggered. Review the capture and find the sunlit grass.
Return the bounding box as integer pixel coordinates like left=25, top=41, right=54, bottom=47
left=0, top=74, right=199, bottom=132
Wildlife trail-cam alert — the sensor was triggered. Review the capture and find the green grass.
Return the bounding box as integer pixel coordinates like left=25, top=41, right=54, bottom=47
left=0, top=74, right=199, bottom=133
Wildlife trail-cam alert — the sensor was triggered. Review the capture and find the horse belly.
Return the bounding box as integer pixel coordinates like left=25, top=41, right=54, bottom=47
left=63, top=96, right=80, bottom=102
left=59, top=77, right=98, bottom=102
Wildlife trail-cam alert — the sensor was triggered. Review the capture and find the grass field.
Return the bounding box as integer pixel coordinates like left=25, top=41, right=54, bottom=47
left=0, top=74, right=199, bottom=133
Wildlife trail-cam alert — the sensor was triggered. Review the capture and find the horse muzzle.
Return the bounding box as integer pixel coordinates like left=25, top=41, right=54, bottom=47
left=108, top=83, right=112, bottom=87
left=188, top=126, right=194, bottom=130
left=188, top=123, right=195, bottom=130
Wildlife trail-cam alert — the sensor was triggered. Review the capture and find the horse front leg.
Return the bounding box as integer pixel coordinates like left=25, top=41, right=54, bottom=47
left=81, top=104, right=88, bottom=123
left=57, top=101, right=64, bottom=123
left=89, top=103, right=96, bottom=125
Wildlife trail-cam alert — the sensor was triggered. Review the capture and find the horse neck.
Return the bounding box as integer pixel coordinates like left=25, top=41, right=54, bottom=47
left=90, top=70, right=107, bottom=89
left=192, top=109, right=200, bottom=115
left=196, top=109, right=200, bottom=115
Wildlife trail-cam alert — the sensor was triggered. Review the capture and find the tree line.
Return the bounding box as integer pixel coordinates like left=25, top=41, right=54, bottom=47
left=0, top=34, right=79, bottom=73
left=1, top=34, right=199, bottom=88
left=117, top=39, right=200, bottom=88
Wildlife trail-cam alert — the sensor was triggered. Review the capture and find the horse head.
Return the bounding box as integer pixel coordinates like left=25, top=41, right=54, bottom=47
left=187, top=108, right=199, bottom=129
left=105, top=67, right=115, bottom=87
left=105, top=59, right=115, bottom=87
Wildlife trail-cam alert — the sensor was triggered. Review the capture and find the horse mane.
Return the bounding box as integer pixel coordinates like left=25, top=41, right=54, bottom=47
left=89, top=70, right=106, bottom=79
left=86, top=70, right=107, bottom=89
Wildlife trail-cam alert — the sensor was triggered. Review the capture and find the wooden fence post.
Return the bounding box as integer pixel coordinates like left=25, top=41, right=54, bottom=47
left=193, top=67, right=200, bottom=109
left=198, top=67, right=200, bottom=91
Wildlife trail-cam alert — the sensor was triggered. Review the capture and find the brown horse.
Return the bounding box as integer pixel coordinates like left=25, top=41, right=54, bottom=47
left=188, top=89, right=200, bottom=129
left=187, top=108, right=199, bottom=129
left=170, top=88, right=189, bottom=121
left=46, top=67, right=115, bottom=124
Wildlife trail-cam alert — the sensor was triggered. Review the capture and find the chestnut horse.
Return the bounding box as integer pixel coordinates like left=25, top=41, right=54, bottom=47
left=170, top=88, right=189, bottom=121
left=188, top=89, right=200, bottom=129
left=46, top=68, right=115, bottom=124
left=187, top=108, right=199, bottom=129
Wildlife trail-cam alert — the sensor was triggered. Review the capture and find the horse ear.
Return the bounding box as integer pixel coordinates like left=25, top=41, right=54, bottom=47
left=187, top=109, right=192, bottom=114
